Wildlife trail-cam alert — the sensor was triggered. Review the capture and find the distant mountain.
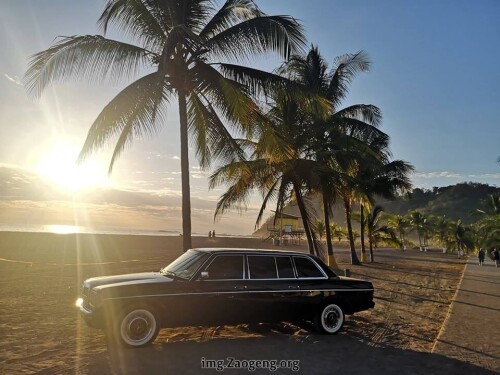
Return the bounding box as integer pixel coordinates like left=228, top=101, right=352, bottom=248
left=254, top=182, right=500, bottom=235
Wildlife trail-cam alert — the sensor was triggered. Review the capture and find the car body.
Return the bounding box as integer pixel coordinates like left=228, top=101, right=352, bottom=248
left=77, top=248, right=375, bottom=347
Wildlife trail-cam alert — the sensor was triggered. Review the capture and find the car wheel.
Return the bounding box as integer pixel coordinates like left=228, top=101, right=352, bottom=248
left=116, top=307, right=159, bottom=347
left=314, top=303, right=344, bottom=334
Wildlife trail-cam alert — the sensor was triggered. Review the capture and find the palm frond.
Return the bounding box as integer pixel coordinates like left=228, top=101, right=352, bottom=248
left=203, top=15, right=305, bottom=62
left=24, top=35, right=153, bottom=97
left=98, top=0, right=166, bottom=51
left=199, top=0, right=263, bottom=40
left=77, top=72, right=170, bottom=172
left=192, top=61, right=259, bottom=134
left=187, top=93, right=246, bottom=168
left=327, top=51, right=370, bottom=108
left=334, top=104, right=382, bottom=127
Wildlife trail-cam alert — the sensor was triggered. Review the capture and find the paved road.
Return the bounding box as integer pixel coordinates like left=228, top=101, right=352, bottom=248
left=432, top=256, right=500, bottom=372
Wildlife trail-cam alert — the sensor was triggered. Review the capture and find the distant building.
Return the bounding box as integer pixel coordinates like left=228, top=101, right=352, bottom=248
left=266, top=211, right=305, bottom=245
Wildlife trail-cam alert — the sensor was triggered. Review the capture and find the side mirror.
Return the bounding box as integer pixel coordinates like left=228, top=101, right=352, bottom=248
left=200, top=271, right=209, bottom=280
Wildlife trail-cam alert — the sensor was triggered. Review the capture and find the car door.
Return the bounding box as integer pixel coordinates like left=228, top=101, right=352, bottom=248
left=245, top=255, right=301, bottom=323
left=194, top=254, right=248, bottom=326
left=291, top=255, right=328, bottom=319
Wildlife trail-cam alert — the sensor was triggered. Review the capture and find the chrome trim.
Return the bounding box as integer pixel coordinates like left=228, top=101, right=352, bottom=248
left=79, top=304, right=93, bottom=316
left=105, top=288, right=375, bottom=301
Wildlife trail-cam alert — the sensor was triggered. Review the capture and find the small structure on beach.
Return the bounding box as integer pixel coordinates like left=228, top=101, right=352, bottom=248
left=265, top=211, right=305, bottom=245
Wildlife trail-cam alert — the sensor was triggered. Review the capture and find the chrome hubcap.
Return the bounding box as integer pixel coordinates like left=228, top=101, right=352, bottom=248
left=321, top=305, right=343, bottom=332
left=121, top=310, right=156, bottom=345
left=128, top=317, right=150, bottom=340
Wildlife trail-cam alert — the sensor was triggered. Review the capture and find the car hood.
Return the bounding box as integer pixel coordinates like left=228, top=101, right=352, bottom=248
left=83, top=272, right=171, bottom=289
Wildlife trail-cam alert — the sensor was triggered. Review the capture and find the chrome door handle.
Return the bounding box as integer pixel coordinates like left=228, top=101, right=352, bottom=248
left=234, top=285, right=247, bottom=290
left=288, top=285, right=300, bottom=290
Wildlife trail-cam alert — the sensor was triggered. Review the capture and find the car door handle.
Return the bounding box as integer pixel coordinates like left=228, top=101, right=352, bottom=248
left=233, top=285, right=247, bottom=290
left=288, top=285, right=300, bottom=290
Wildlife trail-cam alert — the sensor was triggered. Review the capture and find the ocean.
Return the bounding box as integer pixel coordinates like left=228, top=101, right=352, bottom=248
left=0, top=224, right=256, bottom=238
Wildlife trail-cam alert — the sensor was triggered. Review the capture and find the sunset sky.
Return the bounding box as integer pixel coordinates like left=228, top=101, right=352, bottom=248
left=0, top=0, right=499, bottom=235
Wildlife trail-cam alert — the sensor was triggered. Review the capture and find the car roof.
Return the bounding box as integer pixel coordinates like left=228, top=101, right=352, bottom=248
left=191, top=248, right=312, bottom=257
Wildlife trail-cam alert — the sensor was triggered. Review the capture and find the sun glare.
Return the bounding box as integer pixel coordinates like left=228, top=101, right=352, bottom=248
left=36, top=143, right=108, bottom=192
left=45, top=225, right=81, bottom=234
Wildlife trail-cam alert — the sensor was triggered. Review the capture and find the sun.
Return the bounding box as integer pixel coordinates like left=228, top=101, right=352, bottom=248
left=36, top=142, right=108, bottom=191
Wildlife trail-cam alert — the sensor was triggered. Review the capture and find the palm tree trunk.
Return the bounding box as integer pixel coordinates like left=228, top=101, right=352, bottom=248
left=369, top=237, right=374, bottom=263
left=343, top=196, right=361, bottom=265
left=178, top=91, right=192, bottom=252
left=323, top=192, right=337, bottom=269
left=360, top=204, right=367, bottom=262
left=294, top=185, right=315, bottom=255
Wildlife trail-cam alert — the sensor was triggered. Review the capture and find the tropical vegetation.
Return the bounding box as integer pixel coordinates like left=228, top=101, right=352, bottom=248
left=25, top=0, right=305, bottom=252
left=24, top=1, right=498, bottom=263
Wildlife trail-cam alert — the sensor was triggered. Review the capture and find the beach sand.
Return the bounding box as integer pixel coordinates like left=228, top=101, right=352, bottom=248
left=0, top=232, right=494, bottom=374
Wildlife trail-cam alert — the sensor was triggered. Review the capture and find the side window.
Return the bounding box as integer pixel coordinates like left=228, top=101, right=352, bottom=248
left=293, top=257, right=324, bottom=278
left=276, top=256, right=295, bottom=278
left=248, top=256, right=277, bottom=279
left=206, top=255, right=243, bottom=280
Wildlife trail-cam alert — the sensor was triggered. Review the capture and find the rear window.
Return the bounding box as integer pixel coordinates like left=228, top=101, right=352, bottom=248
left=293, top=256, right=324, bottom=278
left=248, top=256, right=277, bottom=279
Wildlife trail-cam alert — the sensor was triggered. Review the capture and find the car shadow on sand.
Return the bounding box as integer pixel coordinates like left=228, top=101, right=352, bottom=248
left=80, top=323, right=496, bottom=375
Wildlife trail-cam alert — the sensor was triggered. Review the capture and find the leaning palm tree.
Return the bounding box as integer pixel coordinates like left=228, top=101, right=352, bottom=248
left=25, top=0, right=305, bottom=251
left=285, top=46, right=386, bottom=266
left=209, top=90, right=326, bottom=255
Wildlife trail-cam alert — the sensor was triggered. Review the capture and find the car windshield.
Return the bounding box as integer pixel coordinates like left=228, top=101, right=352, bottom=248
left=160, top=250, right=209, bottom=280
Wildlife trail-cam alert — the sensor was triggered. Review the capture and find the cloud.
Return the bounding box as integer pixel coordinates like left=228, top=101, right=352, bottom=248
left=467, top=173, right=500, bottom=179
left=413, top=171, right=463, bottom=179
left=4, top=74, right=23, bottom=86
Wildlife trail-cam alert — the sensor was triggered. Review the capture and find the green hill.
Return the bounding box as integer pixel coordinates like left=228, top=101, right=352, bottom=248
left=380, top=182, right=500, bottom=224
left=254, top=182, right=500, bottom=235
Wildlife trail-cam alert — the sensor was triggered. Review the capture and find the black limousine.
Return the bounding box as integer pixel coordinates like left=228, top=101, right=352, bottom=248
left=77, top=248, right=375, bottom=347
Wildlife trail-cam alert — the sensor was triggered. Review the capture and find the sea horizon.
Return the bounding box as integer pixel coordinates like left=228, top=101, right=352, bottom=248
left=0, top=224, right=257, bottom=238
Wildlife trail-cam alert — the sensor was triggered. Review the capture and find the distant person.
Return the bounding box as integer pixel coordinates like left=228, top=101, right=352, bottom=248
left=208, top=230, right=212, bottom=238
left=493, top=249, right=500, bottom=268
left=212, top=230, right=216, bottom=238
left=478, top=248, right=485, bottom=266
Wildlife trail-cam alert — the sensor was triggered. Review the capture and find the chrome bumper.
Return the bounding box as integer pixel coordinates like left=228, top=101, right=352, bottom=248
left=78, top=303, right=102, bottom=328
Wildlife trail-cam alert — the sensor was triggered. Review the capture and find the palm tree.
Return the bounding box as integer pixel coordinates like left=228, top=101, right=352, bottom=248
left=409, top=210, right=426, bottom=249
left=476, top=215, right=500, bottom=250
left=209, top=90, right=325, bottom=256
left=450, top=219, right=474, bottom=257
left=435, top=215, right=450, bottom=251
left=316, top=219, right=326, bottom=240
left=25, top=0, right=305, bottom=252
left=288, top=47, right=386, bottom=266
left=271, top=46, right=382, bottom=267
left=387, top=214, right=410, bottom=250
left=475, top=193, right=500, bottom=216
left=364, top=205, right=399, bottom=262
